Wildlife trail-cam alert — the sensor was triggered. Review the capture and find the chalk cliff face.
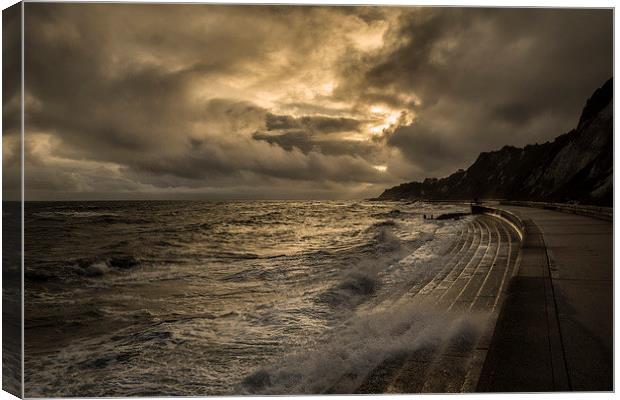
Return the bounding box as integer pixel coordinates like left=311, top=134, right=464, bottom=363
left=378, top=79, right=613, bottom=206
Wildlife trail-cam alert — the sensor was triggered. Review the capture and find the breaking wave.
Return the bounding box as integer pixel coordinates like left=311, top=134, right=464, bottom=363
left=240, top=303, right=487, bottom=394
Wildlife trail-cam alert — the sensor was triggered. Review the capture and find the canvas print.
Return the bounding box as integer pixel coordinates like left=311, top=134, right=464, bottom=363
left=2, top=2, right=613, bottom=397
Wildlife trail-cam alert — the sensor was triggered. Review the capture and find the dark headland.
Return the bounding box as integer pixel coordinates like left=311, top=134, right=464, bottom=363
left=377, top=78, right=613, bottom=207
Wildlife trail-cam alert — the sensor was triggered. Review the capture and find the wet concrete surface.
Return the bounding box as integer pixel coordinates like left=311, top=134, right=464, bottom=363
left=478, top=206, right=612, bottom=392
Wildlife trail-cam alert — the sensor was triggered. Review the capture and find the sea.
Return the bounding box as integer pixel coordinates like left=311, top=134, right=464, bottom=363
left=23, top=200, right=473, bottom=396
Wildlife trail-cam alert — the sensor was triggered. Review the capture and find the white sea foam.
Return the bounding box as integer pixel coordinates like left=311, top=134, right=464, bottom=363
left=240, top=216, right=480, bottom=395
left=83, top=262, right=109, bottom=277
left=240, top=302, right=487, bottom=394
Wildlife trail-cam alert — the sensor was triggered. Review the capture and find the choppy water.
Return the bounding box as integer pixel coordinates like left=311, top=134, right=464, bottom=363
left=23, top=200, right=471, bottom=396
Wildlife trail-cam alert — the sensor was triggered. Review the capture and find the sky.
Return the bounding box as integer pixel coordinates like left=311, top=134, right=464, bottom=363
left=3, top=4, right=613, bottom=200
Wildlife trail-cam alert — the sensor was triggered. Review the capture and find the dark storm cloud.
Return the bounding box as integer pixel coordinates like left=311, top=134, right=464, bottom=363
left=17, top=4, right=613, bottom=199
left=258, top=113, right=376, bottom=157
left=253, top=130, right=378, bottom=159
left=2, top=4, right=21, bottom=137
left=491, top=102, right=540, bottom=126
left=359, top=8, right=612, bottom=112
left=334, top=8, right=612, bottom=179
left=265, top=113, right=362, bottom=134
left=387, top=120, right=459, bottom=174
left=3, top=4, right=23, bottom=200
left=253, top=130, right=313, bottom=153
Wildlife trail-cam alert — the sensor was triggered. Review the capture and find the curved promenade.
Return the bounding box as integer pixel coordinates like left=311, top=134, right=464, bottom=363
left=337, top=205, right=611, bottom=394
left=340, top=214, right=523, bottom=394
left=477, top=205, right=613, bottom=392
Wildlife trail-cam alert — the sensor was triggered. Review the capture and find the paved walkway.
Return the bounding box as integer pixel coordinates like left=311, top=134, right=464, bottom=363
left=478, top=206, right=612, bottom=391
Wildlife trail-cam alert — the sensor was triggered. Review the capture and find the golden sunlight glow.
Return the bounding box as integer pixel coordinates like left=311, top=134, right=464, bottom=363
left=373, top=164, right=388, bottom=172
left=386, top=112, right=400, bottom=125
left=347, top=19, right=389, bottom=52
left=370, top=106, right=384, bottom=113
left=367, top=106, right=409, bottom=137
left=321, top=82, right=335, bottom=95
left=342, top=132, right=372, bottom=141
left=370, top=124, right=390, bottom=134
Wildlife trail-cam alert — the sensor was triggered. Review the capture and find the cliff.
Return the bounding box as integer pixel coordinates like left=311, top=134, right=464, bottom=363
left=378, top=78, right=613, bottom=206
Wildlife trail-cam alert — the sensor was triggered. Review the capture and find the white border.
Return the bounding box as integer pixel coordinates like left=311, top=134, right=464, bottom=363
left=0, top=1, right=616, bottom=400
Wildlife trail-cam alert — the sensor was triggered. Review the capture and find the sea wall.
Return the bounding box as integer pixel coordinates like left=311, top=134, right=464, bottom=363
left=471, top=205, right=525, bottom=240
left=498, top=200, right=612, bottom=221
